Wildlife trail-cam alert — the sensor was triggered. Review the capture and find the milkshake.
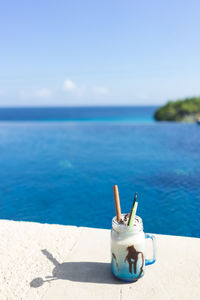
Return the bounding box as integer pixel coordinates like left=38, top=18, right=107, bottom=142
left=111, top=214, right=145, bottom=281
left=111, top=186, right=156, bottom=282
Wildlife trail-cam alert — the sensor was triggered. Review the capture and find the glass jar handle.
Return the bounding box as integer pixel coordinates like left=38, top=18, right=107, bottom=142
left=145, top=233, right=156, bottom=265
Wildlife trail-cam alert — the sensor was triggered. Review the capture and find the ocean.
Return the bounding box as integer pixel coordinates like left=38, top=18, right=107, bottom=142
left=0, top=106, right=199, bottom=237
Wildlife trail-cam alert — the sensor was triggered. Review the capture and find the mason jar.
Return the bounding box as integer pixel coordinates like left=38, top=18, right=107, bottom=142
left=111, top=214, right=156, bottom=281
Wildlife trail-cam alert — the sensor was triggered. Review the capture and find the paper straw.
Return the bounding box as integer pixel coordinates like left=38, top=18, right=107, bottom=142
left=127, top=192, right=137, bottom=226
left=113, top=185, right=122, bottom=222
left=128, top=202, right=138, bottom=226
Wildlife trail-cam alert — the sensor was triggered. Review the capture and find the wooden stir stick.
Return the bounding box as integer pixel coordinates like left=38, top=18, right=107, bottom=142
left=113, top=185, right=122, bottom=222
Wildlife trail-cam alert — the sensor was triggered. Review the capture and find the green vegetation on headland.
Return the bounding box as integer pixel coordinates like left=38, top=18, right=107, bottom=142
left=154, top=97, right=200, bottom=122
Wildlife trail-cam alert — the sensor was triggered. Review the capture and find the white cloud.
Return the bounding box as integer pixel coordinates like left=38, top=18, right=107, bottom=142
left=15, top=80, right=109, bottom=106
left=63, top=79, right=76, bottom=91
left=63, top=79, right=108, bottom=99
left=35, top=88, right=52, bottom=98
left=92, top=86, right=108, bottom=95
left=19, top=88, right=52, bottom=100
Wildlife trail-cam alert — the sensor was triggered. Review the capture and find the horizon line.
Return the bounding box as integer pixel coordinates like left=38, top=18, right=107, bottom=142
left=0, top=104, right=159, bottom=109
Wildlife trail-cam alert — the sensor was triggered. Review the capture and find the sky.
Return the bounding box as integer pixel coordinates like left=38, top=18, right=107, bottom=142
left=0, top=0, right=200, bottom=107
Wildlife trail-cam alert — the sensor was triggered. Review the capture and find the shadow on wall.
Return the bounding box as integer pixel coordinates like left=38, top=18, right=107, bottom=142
left=30, top=249, right=124, bottom=287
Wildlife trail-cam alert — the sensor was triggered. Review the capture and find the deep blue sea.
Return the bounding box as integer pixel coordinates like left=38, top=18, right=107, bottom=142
left=0, top=106, right=199, bottom=238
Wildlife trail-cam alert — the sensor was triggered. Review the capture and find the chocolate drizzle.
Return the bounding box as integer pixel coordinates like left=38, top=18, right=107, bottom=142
left=124, top=213, right=129, bottom=222
left=124, top=245, right=144, bottom=278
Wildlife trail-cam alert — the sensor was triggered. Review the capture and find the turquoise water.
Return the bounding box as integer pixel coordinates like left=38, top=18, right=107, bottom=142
left=0, top=107, right=199, bottom=237
left=0, top=106, right=155, bottom=122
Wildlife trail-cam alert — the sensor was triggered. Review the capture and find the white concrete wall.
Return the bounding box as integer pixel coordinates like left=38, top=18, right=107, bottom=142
left=0, top=220, right=199, bottom=300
